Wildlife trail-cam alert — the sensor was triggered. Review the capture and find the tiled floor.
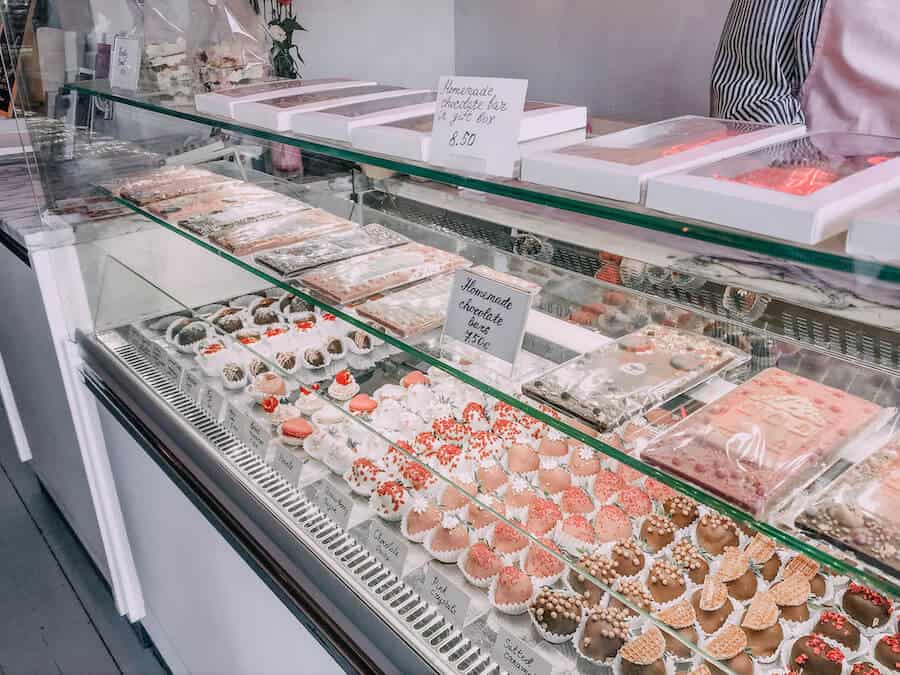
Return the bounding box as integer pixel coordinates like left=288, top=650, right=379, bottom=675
left=0, top=406, right=167, bottom=675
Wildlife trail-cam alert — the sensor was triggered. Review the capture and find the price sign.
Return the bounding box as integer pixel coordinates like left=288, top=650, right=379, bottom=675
left=491, top=629, right=553, bottom=675
left=164, top=355, right=183, bottom=388
left=443, top=268, right=534, bottom=366
left=429, top=76, right=528, bottom=178
left=423, top=567, right=471, bottom=629
left=246, top=418, right=272, bottom=458
left=224, top=402, right=250, bottom=445
left=368, top=520, right=408, bottom=575
left=201, top=386, right=224, bottom=421
left=310, top=480, right=352, bottom=529
left=182, top=369, right=205, bottom=403
left=272, top=445, right=303, bottom=486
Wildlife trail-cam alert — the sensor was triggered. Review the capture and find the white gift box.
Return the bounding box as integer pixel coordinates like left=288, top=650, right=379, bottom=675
left=847, top=193, right=900, bottom=263
left=521, top=115, right=805, bottom=204
left=646, top=132, right=900, bottom=245
left=195, top=78, right=376, bottom=118
left=291, top=91, right=438, bottom=142
left=350, top=101, right=587, bottom=163
left=232, top=84, right=428, bottom=131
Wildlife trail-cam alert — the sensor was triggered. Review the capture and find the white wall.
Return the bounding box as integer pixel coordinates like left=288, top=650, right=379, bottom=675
left=293, top=0, right=454, bottom=90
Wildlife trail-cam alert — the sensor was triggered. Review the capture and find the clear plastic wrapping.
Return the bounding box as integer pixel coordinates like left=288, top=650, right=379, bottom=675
left=255, top=224, right=409, bottom=277
left=191, top=0, right=269, bottom=92
left=797, top=433, right=900, bottom=574
left=522, top=324, right=747, bottom=431
left=642, top=367, right=884, bottom=516
left=140, top=0, right=194, bottom=102
left=357, top=273, right=455, bottom=337
left=210, top=208, right=355, bottom=256
left=299, top=243, right=471, bottom=304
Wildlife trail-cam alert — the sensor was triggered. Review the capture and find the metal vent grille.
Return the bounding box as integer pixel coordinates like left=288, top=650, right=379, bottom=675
left=109, top=339, right=499, bottom=675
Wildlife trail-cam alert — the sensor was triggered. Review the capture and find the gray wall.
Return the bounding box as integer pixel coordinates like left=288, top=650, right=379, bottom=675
left=454, top=0, right=731, bottom=123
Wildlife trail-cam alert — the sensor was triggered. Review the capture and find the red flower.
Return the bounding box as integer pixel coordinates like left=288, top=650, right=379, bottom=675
left=335, top=370, right=352, bottom=386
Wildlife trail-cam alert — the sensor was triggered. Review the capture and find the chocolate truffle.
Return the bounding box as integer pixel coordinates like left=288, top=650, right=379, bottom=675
left=578, top=606, right=629, bottom=661
left=810, top=574, right=827, bottom=599
left=493, top=565, right=534, bottom=606
left=741, top=592, right=783, bottom=659
left=639, top=514, right=676, bottom=553
left=745, top=533, right=780, bottom=581
left=717, top=547, right=757, bottom=601
left=619, top=626, right=667, bottom=675
left=841, top=583, right=893, bottom=629
left=771, top=575, right=812, bottom=623
left=875, top=634, right=900, bottom=672
left=612, top=539, right=646, bottom=576
left=647, top=560, right=686, bottom=604
left=706, top=624, right=753, bottom=675
left=690, top=578, right=733, bottom=634
left=789, top=635, right=845, bottom=675
left=696, top=513, right=739, bottom=556
left=653, top=600, right=698, bottom=659
left=530, top=588, right=584, bottom=638
left=568, top=553, right=618, bottom=607
left=609, top=578, right=653, bottom=618
left=663, top=494, right=700, bottom=528
left=813, top=611, right=860, bottom=651
left=851, top=663, right=883, bottom=675
left=671, top=540, right=709, bottom=584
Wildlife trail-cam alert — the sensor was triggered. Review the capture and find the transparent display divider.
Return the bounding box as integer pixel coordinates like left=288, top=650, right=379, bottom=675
left=89, top=173, right=900, bottom=597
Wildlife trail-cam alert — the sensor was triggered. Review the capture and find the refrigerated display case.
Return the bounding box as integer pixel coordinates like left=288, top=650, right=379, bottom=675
left=4, top=3, right=900, bottom=675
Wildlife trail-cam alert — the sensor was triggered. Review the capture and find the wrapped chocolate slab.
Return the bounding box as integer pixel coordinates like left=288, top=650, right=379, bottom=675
left=299, top=242, right=471, bottom=304
left=146, top=182, right=285, bottom=220
left=522, top=324, right=746, bottom=432
left=357, top=273, right=454, bottom=337
left=210, top=208, right=355, bottom=256
left=140, top=0, right=194, bottom=102
left=797, top=434, right=900, bottom=575
left=641, top=367, right=884, bottom=517
left=255, top=224, right=409, bottom=276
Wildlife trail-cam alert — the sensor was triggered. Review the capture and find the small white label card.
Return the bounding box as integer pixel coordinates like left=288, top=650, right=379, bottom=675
left=182, top=369, right=205, bottom=403
left=271, top=445, right=303, bottom=486
left=423, top=566, right=471, bottom=629
left=224, top=401, right=250, bottom=445
left=368, top=520, right=408, bottom=576
left=164, top=355, right=183, bottom=388
left=110, top=35, right=141, bottom=91
left=430, top=76, right=528, bottom=178
left=246, top=418, right=272, bottom=459
left=201, top=386, right=225, bottom=421
left=443, top=267, right=535, bottom=367
left=150, top=342, right=168, bottom=372
left=492, top=629, right=553, bottom=675
left=309, top=480, right=352, bottom=529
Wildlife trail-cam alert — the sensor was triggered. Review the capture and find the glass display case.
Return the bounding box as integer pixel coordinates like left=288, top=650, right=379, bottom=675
left=4, top=3, right=900, bottom=674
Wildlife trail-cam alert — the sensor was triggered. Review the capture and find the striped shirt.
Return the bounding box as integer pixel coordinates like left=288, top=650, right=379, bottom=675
left=711, top=0, right=826, bottom=124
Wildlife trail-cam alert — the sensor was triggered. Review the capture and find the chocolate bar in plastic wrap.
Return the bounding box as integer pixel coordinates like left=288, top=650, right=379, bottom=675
left=357, top=273, right=454, bottom=337
left=210, top=208, right=355, bottom=256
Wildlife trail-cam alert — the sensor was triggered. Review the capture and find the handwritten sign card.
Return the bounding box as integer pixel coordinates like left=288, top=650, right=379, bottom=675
left=443, top=267, right=535, bottom=367
left=430, top=76, right=528, bottom=177
left=491, top=629, right=553, bottom=675
left=367, top=520, right=408, bottom=576
left=423, top=566, right=471, bottom=629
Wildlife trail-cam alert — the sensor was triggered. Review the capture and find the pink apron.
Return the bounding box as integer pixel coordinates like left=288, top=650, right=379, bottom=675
left=801, top=0, right=900, bottom=136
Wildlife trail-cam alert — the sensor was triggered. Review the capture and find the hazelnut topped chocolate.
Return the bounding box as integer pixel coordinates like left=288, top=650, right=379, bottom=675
left=671, top=539, right=709, bottom=584
left=568, top=553, right=618, bottom=606
left=696, top=513, right=740, bottom=556
left=841, top=582, right=893, bottom=629
left=530, top=588, right=584, bottom=638
left=610, top=577, right=654, bottom=618
left=789, top=635, right=845, bottom=675
left=612, top=539, right=646, bottom=576
left=663, top=494, right=700, bottom=528
left=647, top=560, right=686, bottom=604
left=640, top=514, right=677, bottom=553
left=578, top=605, right=630, bottom=661
left=813, top=611, right=860, bottom=651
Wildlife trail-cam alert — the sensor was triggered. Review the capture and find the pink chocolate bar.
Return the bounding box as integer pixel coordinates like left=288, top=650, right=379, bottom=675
left=719, top=166, right=840, bottom=196
left=642, top=367, right=881, bottom=516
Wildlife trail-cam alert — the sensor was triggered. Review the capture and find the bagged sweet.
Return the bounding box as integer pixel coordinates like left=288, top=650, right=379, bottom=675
left=190, top=0, right=269, bottom=92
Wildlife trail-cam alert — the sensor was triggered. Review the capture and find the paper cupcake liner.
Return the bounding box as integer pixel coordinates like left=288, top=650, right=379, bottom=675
left=487, top=573, right=539, bottom=616
left=554, top=526, right=599, bottom=559
left=530, top=597, right=585, bottom=645
left=456, top=548, right=499, bottom=589
left=778, top=633, right=851, bottom=675
left=807, top=608, right=872, bottom=662
left=423, top=528, right=470, bottom=564
left=399, top=510, right=438, bottom=544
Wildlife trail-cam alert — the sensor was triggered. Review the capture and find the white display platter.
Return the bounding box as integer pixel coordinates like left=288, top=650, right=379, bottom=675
left=645, top=133, right=900, bottom=245
left=520, top=115, right=805, bottom=204
left=195, top=78, right=376, bottom=118
left=291, top=92, right=437, bottom=142
left=233, top=85, right=428, bottom=131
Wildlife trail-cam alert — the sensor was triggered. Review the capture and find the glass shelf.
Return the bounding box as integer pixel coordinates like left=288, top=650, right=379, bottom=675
left=93, top=165, right=900, bottom=598
left=64, top=79, right=900, bottom=285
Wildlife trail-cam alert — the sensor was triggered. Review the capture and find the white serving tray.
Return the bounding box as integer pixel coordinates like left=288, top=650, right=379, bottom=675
left=195, top=78, right=375, bottom=118
left=291, top=91, right=437, bottom=142
left=233, top=85, right=428, bottom=132
left=646, top=132, right=900, bottom=245
left=520, top=115, right=805, bottom=204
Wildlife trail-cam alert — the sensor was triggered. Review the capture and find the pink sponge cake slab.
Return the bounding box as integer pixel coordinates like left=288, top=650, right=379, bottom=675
left=641, top=368, right=881, bottom=516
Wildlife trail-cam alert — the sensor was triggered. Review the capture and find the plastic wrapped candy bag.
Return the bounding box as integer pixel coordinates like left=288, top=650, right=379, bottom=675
left=191, top=0, right=270, bottom=92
